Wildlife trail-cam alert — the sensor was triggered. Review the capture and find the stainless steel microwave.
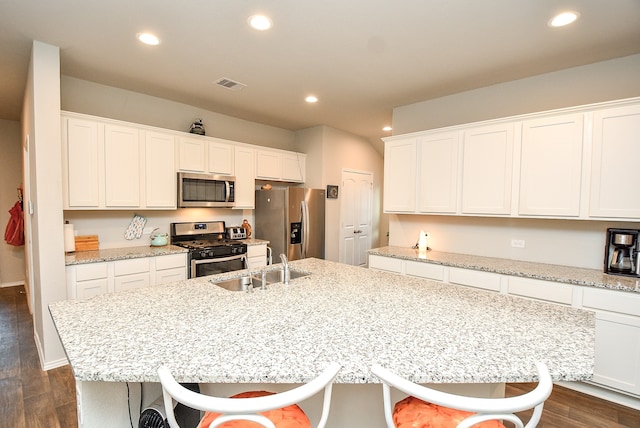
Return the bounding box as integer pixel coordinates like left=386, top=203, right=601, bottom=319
left=177, top=172, right=236, bottom=208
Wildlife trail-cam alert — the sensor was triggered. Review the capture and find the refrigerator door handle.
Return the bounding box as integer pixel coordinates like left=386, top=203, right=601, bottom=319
left=301, top=200, right=310, bottom=258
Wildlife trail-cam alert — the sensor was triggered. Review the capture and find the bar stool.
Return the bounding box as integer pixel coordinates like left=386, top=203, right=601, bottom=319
left=157, top=362, right=341, bottom=428
left=371, top=362, right=552, bottom=428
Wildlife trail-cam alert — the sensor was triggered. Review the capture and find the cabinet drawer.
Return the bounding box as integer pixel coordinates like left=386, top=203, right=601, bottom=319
left=155, top=267, right=186, bottom=285
left=114, top=273, right=150, bottom=292
left=155, top=253, right=187, bottom=270
left=114, top=258, right=150, bottom=276
left=449, top=267, right=501, bottom=292
left=247, top=244, right=267, bottom=258
left=368, top=255, right=403, bottom=273
left=75, top=263, right=109, bottom=281
left=583, top=288, right=640, bottom=317
left=76, top=278, right=109, bottom=300
left=405, top=260, right=445, bottom=281
left=507, top=277, right=573, bottom=305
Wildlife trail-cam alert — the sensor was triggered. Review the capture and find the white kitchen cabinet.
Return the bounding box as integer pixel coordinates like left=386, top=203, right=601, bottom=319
left=404, top=260, right=445, bottom=281
left=63, top=113, right=177, bottom=210
left=282, top=152, right=306, bottom=182
left=589, top=104, right=640, bottom=219
left=63, top=117, right=101, bottom=208
left=104, top=124, right=141, bottom=207
left=66, top=253, right=187, bottom=299
left=144, top=131, right=176, bottom=209
left=383, top=137, right=417, bottom=213
left=154, top=254, right=188, bottom=285
left=255, top=149, right=306, bottom=182
left=449, top=267, right=502, bottom=292
left=519, top=114, right=584, bottom=217
left=246, top=243, right=267, bottom=269
left=368, top=254, right=404, bottom=273
left=417, top=131, right=460, bottom=214
left=506, top=276, right=573, bottom=305
left=582, top=287, right=640, bottom=395
left=234, top=146, right=256, bottom=209
left=208, top=139, right=235, bottom=175
left=461, top=123, right=514, bottom=215
left=67, top=262, right=109, bottom=300
left=113, top=258, right=150, bottom=292
left=177, top=136, right=207, bottom=172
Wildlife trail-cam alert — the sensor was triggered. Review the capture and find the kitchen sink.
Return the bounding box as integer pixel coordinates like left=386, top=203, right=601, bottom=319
left=211, top=269, right=310, bottom=291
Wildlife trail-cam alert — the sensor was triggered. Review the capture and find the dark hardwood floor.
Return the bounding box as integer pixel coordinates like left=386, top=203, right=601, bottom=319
left=2, top=285, right=640, bottom=427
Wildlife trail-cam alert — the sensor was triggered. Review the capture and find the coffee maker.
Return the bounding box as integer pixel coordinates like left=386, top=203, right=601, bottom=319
left=604, top=228, right=640, bottom=277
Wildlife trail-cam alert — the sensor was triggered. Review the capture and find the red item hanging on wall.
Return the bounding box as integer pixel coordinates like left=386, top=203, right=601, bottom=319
left=4, top=201, right=24, bottom=246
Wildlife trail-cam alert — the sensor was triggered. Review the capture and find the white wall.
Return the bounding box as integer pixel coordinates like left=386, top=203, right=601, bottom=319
left=297, top=126, right=386, bottom=262
left=0, top=119, right=25, bottom=286
left=61, top=76, right=296, bottom=151
left=23, top=41, right=67, bottom=368
left=389, top=54, right=640, bottom=270
left=64, top=208, right=253, bottom=249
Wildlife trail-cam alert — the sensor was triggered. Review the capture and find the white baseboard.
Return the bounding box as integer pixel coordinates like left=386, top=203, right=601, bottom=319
left=0, top=280, right=25, bottom=288
left=557, top=381, right=640, bottom=411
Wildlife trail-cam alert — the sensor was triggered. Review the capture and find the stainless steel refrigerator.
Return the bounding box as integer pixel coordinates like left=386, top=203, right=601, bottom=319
left=255, top=187, right=325, bottom=261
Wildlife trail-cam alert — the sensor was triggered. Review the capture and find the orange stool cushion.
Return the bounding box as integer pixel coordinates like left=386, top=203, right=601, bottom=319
left=197, top=390, right=311, bottom=428
left=393, top=395, right=506, bottom=428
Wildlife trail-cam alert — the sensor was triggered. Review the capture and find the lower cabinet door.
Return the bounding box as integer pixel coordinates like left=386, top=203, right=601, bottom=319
left=591, top=311, right=640, bottom=395
left=155, top=267, right=187, bottom=285
left=114, top=273, right=150, bottom=292
left=76, top=279, right=109, bottom=300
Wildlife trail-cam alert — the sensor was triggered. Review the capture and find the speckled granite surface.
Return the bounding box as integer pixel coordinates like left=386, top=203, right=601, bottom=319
left=64, top=239, right=267, bottom=266
left=369, top=246, right=640, bottom=293
left=49, top=258, right=594, bottom=386
left=65, top=245, right=188, bottom=265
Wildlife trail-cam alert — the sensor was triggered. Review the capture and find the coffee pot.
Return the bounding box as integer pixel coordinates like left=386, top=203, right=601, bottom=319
left=605, top=228, right=640, bottom=277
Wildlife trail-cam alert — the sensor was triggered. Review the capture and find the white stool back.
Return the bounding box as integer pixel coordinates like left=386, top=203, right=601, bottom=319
left=371, top=362, right=552, bottom=428
left=157, top=362, right=341, bottom=428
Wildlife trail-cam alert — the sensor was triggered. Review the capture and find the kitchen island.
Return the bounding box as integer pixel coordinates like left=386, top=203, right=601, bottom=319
left=49, top=258, right=594, bottom=427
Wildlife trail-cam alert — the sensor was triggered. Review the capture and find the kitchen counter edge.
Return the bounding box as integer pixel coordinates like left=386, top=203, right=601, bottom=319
left=368, top=246, right=640, bottom=293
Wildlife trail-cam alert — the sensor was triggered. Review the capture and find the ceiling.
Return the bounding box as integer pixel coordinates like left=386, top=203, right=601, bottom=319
left=1, top=1, right=639, bottom=146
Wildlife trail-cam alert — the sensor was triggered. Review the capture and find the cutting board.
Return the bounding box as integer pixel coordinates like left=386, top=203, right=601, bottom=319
left=74, top=235, right=99, bottom=251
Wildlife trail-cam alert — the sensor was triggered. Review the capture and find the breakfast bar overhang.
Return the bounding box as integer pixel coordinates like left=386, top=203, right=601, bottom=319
left=49, top=258, right=595, bottom=427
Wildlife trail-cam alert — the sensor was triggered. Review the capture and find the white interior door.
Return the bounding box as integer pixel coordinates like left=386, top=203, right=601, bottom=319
left=339, top=170, right=373, bottom=266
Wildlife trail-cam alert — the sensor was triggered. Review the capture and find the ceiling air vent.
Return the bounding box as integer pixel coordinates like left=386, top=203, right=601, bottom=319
left=215, top=77, right=246, bottom=91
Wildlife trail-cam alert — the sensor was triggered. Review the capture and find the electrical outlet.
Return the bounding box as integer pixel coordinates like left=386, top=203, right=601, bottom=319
left=511, top=239, right=525, bottom=248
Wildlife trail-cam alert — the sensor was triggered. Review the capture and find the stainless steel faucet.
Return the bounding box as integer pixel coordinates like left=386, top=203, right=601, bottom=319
left=280, top=253, right=290, bottom=285
left=243, top=255, right=253, bottom=292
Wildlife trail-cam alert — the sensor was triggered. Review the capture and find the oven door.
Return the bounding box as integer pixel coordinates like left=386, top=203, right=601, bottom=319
left=190, top=254, right=246, bottom=278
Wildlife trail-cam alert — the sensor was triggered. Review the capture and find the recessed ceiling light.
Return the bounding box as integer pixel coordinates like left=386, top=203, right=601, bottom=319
left=383, top=126, right=392, bottom=132
left=248, top=15, right=273, bottom=31
left=305, top=96, right=318, bottom=103
left=548, top=11, right=579, bottom=27
left=136, top=32, right=160, bottom=45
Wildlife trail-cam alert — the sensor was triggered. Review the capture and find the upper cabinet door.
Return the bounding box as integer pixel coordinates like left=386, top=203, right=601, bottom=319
left=64, top=118, right=101, bottom=208
left=104, top=124, right=141, bottom=207
left=144, top=131, right=176, bottom=208
left=255, top=150, right=282, bottom=179
left=590, top=104, right=640, bottom=219
left=417, top=131, right=460, bottom=213
left=383, top=137, right=417, bottom=213
left=177, top=137, right=207, bottom=172
left=282, top=152, right=305, bottom=182
left=461, top=123, right=514, bottom=215
left=233, top=146, right=256, bottom=209
left=519, top=114, right=584, bottom=217
left=208, top=139, right=234, bottom=175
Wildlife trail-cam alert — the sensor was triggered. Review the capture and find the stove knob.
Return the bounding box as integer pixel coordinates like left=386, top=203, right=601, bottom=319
left=207, top=250, right=214, bottom=257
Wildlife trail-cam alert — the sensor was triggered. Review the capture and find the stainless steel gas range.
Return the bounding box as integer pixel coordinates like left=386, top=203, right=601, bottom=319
left=170, top=221, right=247, bottom=278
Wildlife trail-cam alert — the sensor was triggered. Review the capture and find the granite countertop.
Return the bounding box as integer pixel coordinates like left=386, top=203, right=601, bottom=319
left=49, top=258, right=594, bottom=386
left=64, top=239, right=268, bottom=266
left=65, top=245, right=188, bottom=265
left=368, top=246, right=640, bottom=293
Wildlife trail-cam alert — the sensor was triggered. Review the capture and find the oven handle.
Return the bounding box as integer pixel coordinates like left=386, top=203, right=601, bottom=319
left=190, top=254, right=247, bottom=277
